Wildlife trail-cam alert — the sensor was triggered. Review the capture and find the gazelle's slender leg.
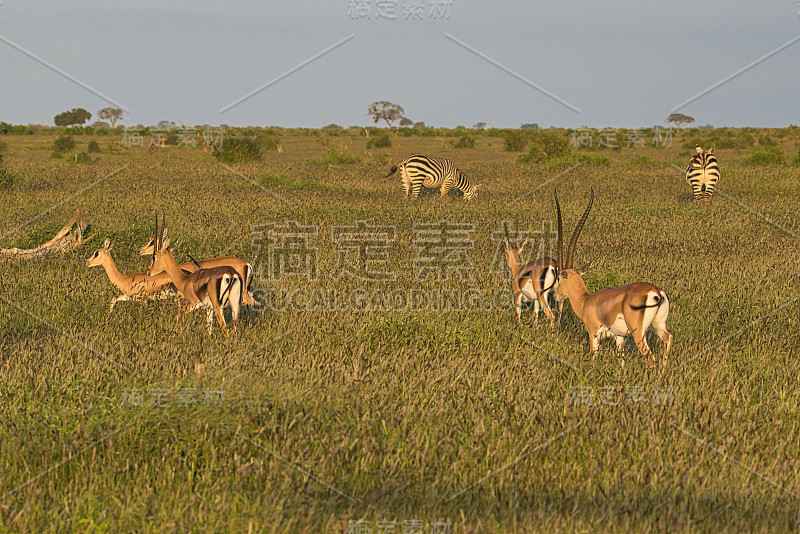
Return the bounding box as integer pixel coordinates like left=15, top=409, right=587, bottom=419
left=110, top=294, right=129, bottom=312
left=589, top=330, right=601, bottom=362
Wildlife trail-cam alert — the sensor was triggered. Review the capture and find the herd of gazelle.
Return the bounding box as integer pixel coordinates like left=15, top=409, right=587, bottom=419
left=504, top=189, right=672, bottom=367
left=85, top=150, right=678, bottom=365
left=86, top=200, right=672, bottom=365
left=86, top=215, right=255, bottom=334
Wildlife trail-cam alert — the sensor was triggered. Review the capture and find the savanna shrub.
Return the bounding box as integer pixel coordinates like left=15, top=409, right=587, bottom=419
left=256, top=131, right=281, bottom=151
left=516, top=131, right=570, bottom=163
left=213, top=138, right=262, bottom=163
left=307, top=144, right=361, bottom=165
left=68, top=152, right=95, bottom=164
left=52, top=135, right=75, bottom=153
left=452, top=136, right=476, bottom=149
left=87, top=141, right=101, bottom=153
left=743, top=146, right=786, bottom=165
left=366, top=133, right=392, bottom=149
left=504, top=131, right=528, bottom=151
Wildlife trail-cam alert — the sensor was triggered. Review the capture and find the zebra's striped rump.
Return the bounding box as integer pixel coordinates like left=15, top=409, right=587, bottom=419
left=686, top=145, right=720, bottom=203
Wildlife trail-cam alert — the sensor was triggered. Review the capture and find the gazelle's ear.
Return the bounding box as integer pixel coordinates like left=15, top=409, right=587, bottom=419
left=109, top=240, right=115, bottom=250
left=102, top=238, right=111, bottom=249
left=519, top=239, right=529, bottom=255
left=578, top=261, right=593, bottom=274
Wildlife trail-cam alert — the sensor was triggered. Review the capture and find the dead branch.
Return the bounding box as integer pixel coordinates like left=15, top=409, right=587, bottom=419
left=0, top=209, right=94, bottom=259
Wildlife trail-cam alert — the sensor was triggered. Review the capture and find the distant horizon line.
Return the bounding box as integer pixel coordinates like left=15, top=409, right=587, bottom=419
left=3, top=121, right=797, bottom=130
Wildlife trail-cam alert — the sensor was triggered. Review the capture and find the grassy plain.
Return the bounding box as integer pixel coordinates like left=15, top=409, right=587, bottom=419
left=1, top=129, right=800, bottom=532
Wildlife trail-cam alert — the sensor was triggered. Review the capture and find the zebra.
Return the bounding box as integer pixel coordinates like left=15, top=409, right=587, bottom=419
left=387, top=153, right=481, bottom=201
left=685, top=145, right=720, bottom=203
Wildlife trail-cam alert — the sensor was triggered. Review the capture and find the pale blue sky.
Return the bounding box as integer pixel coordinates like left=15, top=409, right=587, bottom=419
left=1, top=1, right=798, bottom=128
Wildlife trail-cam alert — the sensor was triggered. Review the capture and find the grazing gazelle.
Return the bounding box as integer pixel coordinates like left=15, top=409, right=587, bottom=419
left=502, top=222, right=561, bottom=328
left=147, top=216, right=242, bottom=335
left=139, top=226, right=256, bottom=306
left=86, top=238, right=176, bottom=311
left=555, top=189, right=672, bottom=367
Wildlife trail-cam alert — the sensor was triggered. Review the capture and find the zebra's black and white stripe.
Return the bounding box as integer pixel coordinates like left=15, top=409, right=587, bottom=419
left=387, top=153, right=481, bottom=200
left=685, top=145, right=720, bottom=203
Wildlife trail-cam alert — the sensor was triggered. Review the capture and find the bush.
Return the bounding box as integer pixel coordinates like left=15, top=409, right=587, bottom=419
left=516, top=131, right=570, bottom=163
left=52, top=135, right=76, bottom=154
left=504, top=131, right=528, bottom=152
left=68, top=152, right=96, bottom=164
left=743, top=146, right=786, bottom=165
left=213, top=137, right=262, bottom=163
left=627, top=155, right=660, bottom=167
left=682, top=128, right=755, bottom=150
left=366, top=133, right=392, bottom=149
left=791, top=150, right=800, bottom=167
left=451, top=135, right=475, bottom=149
left=306, top=144, right=361, bottom=165
left=87, top=140, right=101, bottom=153
left=575, top=153, right=610, bottom=166
left=257, top=133, right=281, bottom=152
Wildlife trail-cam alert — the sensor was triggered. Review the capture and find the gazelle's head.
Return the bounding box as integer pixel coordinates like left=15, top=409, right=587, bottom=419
left=85, top=238, right=114, bottom=268
left=554, top=188, right=594, bottom=303
left=502, top=222, right=528, bottom=272
left=139, top=224, right=168, bottom=256
left=146, top=214, right=178, bottom=276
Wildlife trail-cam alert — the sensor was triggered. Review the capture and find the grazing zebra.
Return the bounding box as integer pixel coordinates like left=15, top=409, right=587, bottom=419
left=685, top=145, right=720, bottom=203
left=387, top=153, right=482, bottom=201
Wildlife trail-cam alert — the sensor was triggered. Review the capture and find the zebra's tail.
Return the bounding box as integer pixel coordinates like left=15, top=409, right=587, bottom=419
left=386, top=164, right=399, bottom=177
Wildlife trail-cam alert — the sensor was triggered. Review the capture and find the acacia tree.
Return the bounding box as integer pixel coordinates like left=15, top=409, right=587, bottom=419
left=54, top=108, right=92, bottom=127
left=97, top=107, right=123, bottom=128
left=368, top=101, right=405, bottom=128
left=667, top=113, right=695, bottom=131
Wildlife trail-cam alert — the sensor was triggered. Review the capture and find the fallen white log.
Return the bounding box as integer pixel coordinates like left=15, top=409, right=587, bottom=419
left=0, top=209, right=94, bottom=259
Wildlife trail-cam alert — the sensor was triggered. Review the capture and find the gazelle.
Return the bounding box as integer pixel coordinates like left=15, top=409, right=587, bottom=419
left=139, top=226, right=256, bottom=306
left=555, top=189, right=672, bottom=367
left=502, top=222, right=561, bottom=328
left=85, top=238, right=176, bottom=311
left=147, top=216, right=242, bottom=335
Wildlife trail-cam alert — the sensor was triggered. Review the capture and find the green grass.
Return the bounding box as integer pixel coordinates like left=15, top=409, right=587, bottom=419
left=1, top=131, right=800, bottom=532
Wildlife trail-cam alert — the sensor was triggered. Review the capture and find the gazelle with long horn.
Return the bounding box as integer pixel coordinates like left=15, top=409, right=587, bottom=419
left=147, top=215, right=242, bottom=335
left=555, top=189, right=672, bottom=367
left=502, top=222, right=561, bottom=328
left=139, top=227, right=256, bottom=306
left=85, top=238, right=176, bottom=311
